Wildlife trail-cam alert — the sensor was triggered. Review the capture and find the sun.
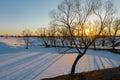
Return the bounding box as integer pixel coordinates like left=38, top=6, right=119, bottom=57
left=85, top=28, right=90, bottom=35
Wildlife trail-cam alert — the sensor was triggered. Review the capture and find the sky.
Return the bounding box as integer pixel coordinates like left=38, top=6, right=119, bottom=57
left=0, top=0, right=120, bottom=35
left=0, top=0, right=61, bottom=35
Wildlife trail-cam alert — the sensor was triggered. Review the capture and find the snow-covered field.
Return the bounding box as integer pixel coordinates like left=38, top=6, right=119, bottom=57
left=0, top=37, right=120, bottom=80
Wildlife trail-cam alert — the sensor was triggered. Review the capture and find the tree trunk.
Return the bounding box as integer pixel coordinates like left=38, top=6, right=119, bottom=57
left=62, top=40, right=64, bottom=47
left=102, top=38, right=105, bottom=46
left=53, top=38, right=56, bottom=47
left=93, top=41, right=96, bottom=50
left=70, top=54, right=82, bottom=74
left=70, top=40, right=72, bottom=48
left=26, top=43, right=28, bottom=49
left=70, top=49, right=87, bottom=75
left=26, top=38, right=29, bottom=49
left=112, top=36, right=116, bottom=51
left=112, top=41, right=115, bottom=51
left=44, top=42, right=49, bottom=48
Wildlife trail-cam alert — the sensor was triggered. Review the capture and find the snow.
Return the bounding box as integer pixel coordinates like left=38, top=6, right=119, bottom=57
left=0, top=37, right=24, bottom=47
left=0, top=37, right=120, bottom=80
left=38, top=54, right=77, bottom=79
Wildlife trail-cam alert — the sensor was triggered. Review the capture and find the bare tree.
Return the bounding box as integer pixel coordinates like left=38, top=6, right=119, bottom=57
left=91, top=21, right=101, bottom=49
left=48, top=26, right=57, bottom=47
left=22, top=29, right=32, bottom=49
left=101, top=28, right=109, bottom=47
left=50, top=0, right=116, bottom=75
left=36, top=27, right=50, bottom=47
left=57, top=27, right=68, bottom=47
left=108, top=18, right=120, bottom=51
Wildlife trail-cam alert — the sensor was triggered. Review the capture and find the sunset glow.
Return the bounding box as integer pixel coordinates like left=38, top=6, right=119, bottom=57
left=85, top=28, right=90, bottom=35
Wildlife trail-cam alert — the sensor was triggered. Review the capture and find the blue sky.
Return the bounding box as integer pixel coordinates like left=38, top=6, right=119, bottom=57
left=0, top=0, right=61, bottom=35
left=0, top=0, right=120, bottom=35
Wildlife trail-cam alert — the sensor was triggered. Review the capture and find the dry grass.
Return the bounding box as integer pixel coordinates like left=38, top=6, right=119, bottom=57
left=42, top=66, right=120, bottom=80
